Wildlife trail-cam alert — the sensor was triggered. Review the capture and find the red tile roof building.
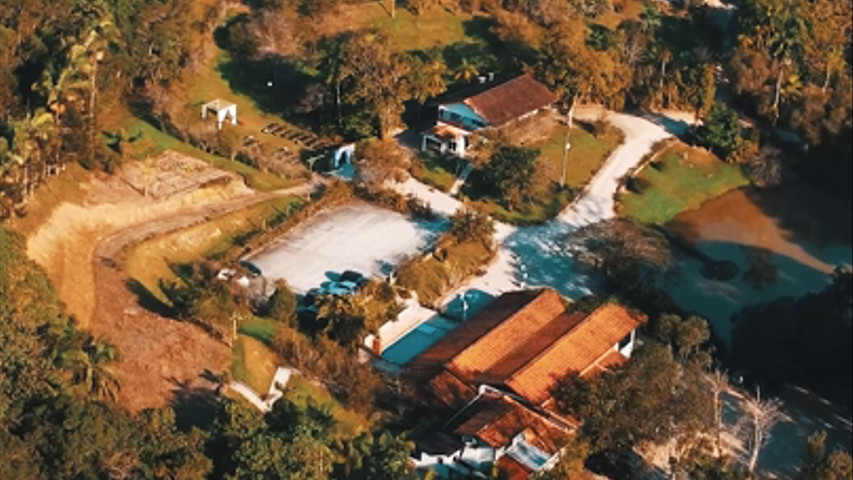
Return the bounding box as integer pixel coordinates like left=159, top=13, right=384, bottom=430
left=410, top=289, right=645, bottom=409
left=409, top=289, right=646, bottom=479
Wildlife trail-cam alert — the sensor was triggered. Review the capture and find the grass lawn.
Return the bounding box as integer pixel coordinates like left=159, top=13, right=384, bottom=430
left=538, top=124, right=624, bottom=189
left=284, top=375, right=370, bottom=439
left=330, top=2, right=479, bottom=53
left=124, top=196, right=305, bottom=302
left=122, top=117, right=298, bottom=191
left=410, top=153, right=459, bottom=192
left=232, top=335, right=279, bottom=394
left=239, top=316, right=280, bottom=345
left=231, top=328, right=368, bottom=438
left=463, top=124, right=623, bottom=224
left=618, top=142, right=749, bottom=225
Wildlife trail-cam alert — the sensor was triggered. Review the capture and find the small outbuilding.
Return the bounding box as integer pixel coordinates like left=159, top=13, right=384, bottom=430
left=201, top=99, right=237, bottom=130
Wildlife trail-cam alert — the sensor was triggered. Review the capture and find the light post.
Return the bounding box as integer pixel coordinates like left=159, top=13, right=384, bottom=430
left=460, top=292, right=469, bottom=322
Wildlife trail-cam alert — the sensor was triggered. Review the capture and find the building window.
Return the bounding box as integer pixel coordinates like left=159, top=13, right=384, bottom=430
left=618, top=333, right=632, bottom=350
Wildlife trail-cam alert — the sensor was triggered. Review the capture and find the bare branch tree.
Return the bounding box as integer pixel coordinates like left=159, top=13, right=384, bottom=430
left=707, top=369, right=731, bottom=457
left=740, top=392, right=783, bottom=474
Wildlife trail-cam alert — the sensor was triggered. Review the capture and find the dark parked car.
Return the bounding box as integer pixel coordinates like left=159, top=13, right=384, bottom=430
left=238, top=261, right=262, bottom=277
left=339, top=270, right=367, bottom=286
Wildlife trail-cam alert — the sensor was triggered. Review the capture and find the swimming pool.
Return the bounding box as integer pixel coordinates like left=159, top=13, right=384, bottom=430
left=381, top=315, right=459, bottom=366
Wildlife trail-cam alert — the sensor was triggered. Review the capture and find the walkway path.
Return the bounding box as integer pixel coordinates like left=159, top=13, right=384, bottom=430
left=395, top=108, right=679, bottom=305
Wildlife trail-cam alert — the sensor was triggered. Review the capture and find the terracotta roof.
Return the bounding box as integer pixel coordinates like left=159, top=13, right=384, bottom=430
left=479, top=312, right=587, bottom=382
left=428, top=370, right=478, bottom=408
left=411, top=289, right=558, bottom=370
left=412, top=289, right=645, bottom=408
left=496, top=455, right=533, bottom=480
left=582, top=348, right=630, bottom=378
left=451, top=394, right=572, bottom=453
left=462, top=74, right=555, bottom=126
left=505, top=304, right=644, bottom=403
left=447, top=289, right=566, bottom=378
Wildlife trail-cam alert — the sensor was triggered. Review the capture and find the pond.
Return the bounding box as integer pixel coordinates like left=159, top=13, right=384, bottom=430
left=658, top=182, right=852, bottom=344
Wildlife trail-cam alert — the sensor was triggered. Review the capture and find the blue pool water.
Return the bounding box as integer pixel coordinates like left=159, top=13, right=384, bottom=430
left=381, top=315, right=459, bottom=366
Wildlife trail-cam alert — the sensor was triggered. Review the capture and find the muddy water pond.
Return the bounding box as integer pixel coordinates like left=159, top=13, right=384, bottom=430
left=657, top=182, right=852, bottom=344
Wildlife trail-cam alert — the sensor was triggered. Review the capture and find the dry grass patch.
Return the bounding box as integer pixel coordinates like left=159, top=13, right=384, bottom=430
left=124, top=195, right=304, bottom=302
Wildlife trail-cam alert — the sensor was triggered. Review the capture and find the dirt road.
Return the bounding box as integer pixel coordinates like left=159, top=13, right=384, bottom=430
left=87, top=179, right=322, bottom=411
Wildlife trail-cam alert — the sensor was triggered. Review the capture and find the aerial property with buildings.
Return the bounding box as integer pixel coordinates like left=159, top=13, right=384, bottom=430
left=2, top=0, right=850, bottom=478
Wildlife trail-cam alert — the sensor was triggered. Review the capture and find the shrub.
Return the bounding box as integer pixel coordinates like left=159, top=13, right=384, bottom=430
left=449, top=206, right=495, bottom=244
left=267, top=280, right=298, bottom=325
left=625, top=176, right=650, bottom=194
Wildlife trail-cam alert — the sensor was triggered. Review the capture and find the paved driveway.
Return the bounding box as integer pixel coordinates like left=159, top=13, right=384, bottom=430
left=246, top=201, right=445, bottom=293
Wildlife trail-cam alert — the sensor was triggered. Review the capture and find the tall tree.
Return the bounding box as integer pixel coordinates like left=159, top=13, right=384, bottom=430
left=341, top=31, right=412, bottom=138
left=60, top=335, right=121, bottom=401
left=536, top=19, right=630, bottom=186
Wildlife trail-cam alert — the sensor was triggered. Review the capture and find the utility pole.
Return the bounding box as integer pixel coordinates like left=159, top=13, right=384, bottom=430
left=560, top=96, right=576, bottom=188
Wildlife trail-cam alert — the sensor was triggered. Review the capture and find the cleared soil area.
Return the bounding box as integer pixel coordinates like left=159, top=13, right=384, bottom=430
left=20, top=154, right=319, bottom=411
left=26, top=168, right=253, bottom=327
left=247, top=201, right=444, bottom=293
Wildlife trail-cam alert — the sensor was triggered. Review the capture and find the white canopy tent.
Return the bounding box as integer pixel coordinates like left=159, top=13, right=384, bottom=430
left=201, top=99, right=237, bottom=130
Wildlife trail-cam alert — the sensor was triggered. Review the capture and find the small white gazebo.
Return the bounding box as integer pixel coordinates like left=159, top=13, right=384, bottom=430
left=201, top=99, right=237, bottom=130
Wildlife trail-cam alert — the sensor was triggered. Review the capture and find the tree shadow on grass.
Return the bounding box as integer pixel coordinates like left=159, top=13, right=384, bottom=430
left=125, top=279, right=173, bottom=317
left=216, top=54, right=317, bottom=126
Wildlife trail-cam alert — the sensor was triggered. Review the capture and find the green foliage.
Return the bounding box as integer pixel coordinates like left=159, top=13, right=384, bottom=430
left=449, top=206, right=495, bottom=244
left=484, top=145, right=543, bottom=211
left=696, top=103, right=742, bottom=160
left=267, top=280, right=298, bottom=326
left=801, top=430, right=853, bottom=480
left=0, top=227, right=212, bottom=477
left=334, top=431, right=417, bottom=480
left=551, top=341, right=714, bottom=451
left=396, top=229, right=496, bottom=307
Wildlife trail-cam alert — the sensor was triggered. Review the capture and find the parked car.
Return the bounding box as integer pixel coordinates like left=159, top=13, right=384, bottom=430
left=238, top=261, right=262, bottom=277
left=340, top=270, right=367, bottom=286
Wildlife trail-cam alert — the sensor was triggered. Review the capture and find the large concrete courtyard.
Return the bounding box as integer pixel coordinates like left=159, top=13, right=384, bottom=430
left=246, top=201, right=444, bottom=293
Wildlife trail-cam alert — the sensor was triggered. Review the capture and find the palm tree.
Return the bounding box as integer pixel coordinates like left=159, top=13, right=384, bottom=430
left=454, top=59, right=480, bottom=83
left=61, top=335, right=121, bottom=401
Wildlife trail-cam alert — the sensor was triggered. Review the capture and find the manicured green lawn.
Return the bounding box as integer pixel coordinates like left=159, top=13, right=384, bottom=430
left=238, top=316, right=280, bottom=345
left=538, top=125, right=623, bottom=189
left=618, top=143, right=749, bottom=225
left=410, top=153, right=458, bottom=192
left=463, top=125, right=622, bottom=224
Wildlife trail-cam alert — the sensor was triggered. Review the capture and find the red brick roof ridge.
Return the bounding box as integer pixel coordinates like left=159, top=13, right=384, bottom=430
left=504, top=303, right=645, bottom=401
left=447, top=289, right=565, bottom=377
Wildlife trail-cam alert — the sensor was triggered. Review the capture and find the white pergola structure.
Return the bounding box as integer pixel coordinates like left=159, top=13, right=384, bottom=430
left=201, top=99, right=237, bottom=130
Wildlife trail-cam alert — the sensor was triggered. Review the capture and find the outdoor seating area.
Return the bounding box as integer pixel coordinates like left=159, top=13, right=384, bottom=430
left=261, top=122, right=334, bottom=149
